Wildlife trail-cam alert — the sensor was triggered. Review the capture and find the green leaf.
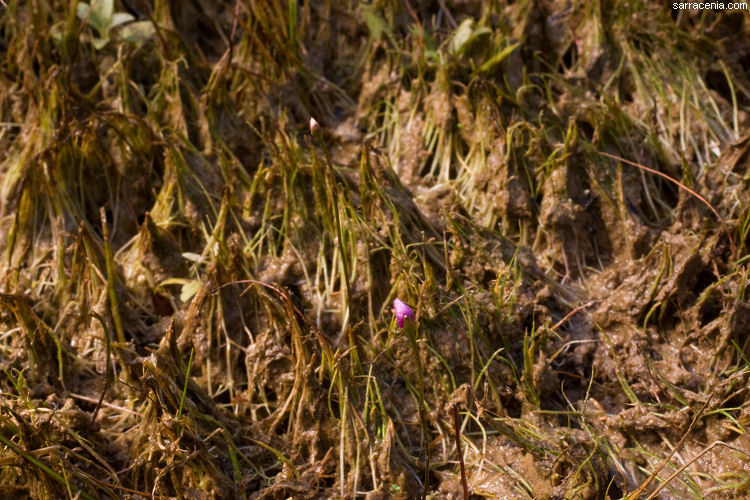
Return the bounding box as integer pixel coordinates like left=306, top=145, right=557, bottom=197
left=110, top=12, right=135, bottom=29
left=91, top=36, right=109, bottom=50
left=51, top=28, right=63, bottom=45
left=77, top=0, right=113, bottom=37
left=180, top=280, right=202, bottom=302
left=450, top=18, right=491, bottom=56
left=478, top=42, right=520, bottom=73
left=361, top=4, right=388, bottom=43
left=76, top=2, right=90, bottom=21
left=450, top=18, right=474, bottom=54
left=158, top=278, right=192, bottom=287
left=117, top=20, right=155, bottom=43
left=90, top=0, right=114, bottom=31
left=180, top=252, right=205, bottom=263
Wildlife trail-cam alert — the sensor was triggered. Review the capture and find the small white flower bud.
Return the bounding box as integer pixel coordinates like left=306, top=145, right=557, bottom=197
left=309, top=117, right=321, bottom=137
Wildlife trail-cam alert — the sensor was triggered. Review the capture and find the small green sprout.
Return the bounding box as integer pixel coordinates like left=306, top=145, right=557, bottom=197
left=76, top=0, right=154, bottom=49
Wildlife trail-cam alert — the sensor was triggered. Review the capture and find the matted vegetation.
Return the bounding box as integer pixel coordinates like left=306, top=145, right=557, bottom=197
left=1, top=1, right=750, bottom=498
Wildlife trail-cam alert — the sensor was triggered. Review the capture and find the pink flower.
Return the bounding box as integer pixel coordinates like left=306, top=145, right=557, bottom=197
left=394, top=298, right=415, bottom=328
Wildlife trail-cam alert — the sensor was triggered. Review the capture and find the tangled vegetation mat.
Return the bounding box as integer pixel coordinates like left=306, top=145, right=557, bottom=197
left=1, top=1, right=750, bottom=498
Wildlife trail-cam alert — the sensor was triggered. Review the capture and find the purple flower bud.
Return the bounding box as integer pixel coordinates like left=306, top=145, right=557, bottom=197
left=394, top=298, right=415, bottom=329
left=309, top=117, right=321, bottom=137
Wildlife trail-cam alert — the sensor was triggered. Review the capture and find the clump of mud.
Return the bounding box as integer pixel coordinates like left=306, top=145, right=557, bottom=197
left=0, top=1, right=749, bottom=499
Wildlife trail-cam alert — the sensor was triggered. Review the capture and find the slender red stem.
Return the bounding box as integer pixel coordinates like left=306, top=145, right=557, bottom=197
left=598, top=151, right=735, bottom=256
left=453, top=405, right=469, bottom=500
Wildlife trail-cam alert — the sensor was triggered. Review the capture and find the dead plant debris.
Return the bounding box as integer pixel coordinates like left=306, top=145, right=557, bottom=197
left=1, top=1, right=749, bottom=499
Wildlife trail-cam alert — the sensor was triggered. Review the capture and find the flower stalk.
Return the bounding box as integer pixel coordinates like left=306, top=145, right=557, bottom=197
left=394, top=298, right=429, bottom=499
left=310, top=117, right=355, bottom=362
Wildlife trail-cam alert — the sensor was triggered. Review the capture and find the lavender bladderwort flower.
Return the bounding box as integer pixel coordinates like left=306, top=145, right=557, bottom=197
left=393, top=298, right=415, bottom=329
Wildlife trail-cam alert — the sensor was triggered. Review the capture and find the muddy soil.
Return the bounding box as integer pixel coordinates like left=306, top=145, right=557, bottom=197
left=1, top=2, right=750, bottom=499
